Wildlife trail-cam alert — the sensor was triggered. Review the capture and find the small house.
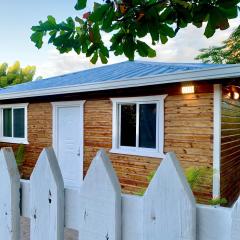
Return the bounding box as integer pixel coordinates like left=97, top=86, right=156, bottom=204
left=0, top=61, right=239, bottom=204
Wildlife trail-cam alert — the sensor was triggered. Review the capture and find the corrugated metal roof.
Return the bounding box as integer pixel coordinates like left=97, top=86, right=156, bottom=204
left=0, top=61, right=223, bottom=95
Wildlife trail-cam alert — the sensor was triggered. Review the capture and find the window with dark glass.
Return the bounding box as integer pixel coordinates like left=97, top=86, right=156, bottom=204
left=2, top=107, right=25, bottom=138
left=139, top=104, right=157, bottom=148
left=120, top=104, right=136, bottom=147
left=3, top=108, right=12, bottom=137
left=119, top=103, right=157, bottom=149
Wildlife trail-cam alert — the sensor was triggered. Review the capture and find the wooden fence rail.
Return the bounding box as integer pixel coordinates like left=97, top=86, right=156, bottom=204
left=0, top=147, right=239, bottom=240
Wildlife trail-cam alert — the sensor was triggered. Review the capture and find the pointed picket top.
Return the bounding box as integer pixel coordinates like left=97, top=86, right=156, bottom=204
left=143, top=152, right=196, bottom=240
left=79, top=149, right=121, bottom=240
left=231, top=196, right=240, bottom=240
left=30, top=147, right=64, bottom=240
left=0, top=147, right=20, bottom=240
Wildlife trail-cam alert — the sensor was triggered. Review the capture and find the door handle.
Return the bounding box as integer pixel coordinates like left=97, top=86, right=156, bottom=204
left=77, top=147, right=80, bottom=156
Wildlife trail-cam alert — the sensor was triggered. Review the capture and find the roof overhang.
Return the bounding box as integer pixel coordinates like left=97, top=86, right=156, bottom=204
left=0, top=64, right=240, bottom=100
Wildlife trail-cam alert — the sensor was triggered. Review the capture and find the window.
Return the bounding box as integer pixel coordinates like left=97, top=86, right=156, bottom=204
left=0, top=104, right=28, bottom=144
left=111, top=96, right=166, bottom=158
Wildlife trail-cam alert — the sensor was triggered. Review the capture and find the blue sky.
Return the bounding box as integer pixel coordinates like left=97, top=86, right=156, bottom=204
left=0, top=1, right=239, bottom=78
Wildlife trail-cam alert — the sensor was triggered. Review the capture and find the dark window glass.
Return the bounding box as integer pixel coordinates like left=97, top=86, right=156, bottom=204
left=139, top=104, right=157, bottom=148
left=3, top=108, right=12, bottom=137
left=13, top=108, right=25, bottom=138
left=120, top=104, right=136, bottom=147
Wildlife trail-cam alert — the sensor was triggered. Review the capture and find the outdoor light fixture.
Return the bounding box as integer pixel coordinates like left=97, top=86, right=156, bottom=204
left=181, top=85, right=195, bottom=94
left=224, top=85, right=240, bottom=100
left=233, top=92, right=240, bottom=100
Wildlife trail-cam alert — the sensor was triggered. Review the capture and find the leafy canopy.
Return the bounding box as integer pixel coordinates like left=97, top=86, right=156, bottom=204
left=196, top=25, right=240, bottom=63
left=31, top=0, right=239, bottom=64
left=0, top=61, right=36, bottom=88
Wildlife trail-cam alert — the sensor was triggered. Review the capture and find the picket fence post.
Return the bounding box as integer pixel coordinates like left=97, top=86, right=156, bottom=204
left=231, top=196, right=240, bottom=240
left=78, top=149, right=122, bottom=240
left=0, top=147, right=20, bottom=240
left=143, top=152, right=196, bottom=240
left=30, top=148, right=64, bottom=240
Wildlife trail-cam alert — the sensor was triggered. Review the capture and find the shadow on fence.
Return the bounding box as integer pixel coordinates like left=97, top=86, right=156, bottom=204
left=0, top=147, right=239, bottom=240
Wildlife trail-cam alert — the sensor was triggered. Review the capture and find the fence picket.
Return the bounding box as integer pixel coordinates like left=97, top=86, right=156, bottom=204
left=143, top=152, right=196, bottom=240
left=0, top=147, right=20, bottom=240
left=2, top=146, right=240, bottom=240
left=231, top=196, right=240, bottom=240
left=30, top=148, right=64, bottom=240
left=78, top=149, right=121, bottom=240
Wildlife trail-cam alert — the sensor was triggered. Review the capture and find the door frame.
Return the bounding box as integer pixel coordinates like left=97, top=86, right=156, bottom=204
left=51, top=100, right=85, bottom=185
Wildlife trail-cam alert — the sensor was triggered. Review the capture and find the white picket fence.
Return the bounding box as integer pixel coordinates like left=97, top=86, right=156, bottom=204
left=0, top=147, right=240, bottom=240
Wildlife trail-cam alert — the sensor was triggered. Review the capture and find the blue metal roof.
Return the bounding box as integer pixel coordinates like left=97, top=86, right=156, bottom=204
left=0, top=61, right=222, bottom=95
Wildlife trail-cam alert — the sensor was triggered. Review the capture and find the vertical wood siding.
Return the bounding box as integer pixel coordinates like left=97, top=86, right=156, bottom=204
left=221, top=97, right=240, bottom=204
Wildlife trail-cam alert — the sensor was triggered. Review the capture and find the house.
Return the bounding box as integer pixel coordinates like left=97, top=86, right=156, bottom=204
left=0, top=61, right=239, bottom=204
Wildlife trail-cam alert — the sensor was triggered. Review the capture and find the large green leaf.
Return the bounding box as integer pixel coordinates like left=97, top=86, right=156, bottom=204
left=89, top=4, right=110, bottom=22
left=31, top=32, right=44, bottom=49
left=75, top=0, right=87, bottom=10
left=99, top=51, right=108, bottom=64
left=204, top=21, right=216, bottom=38
left=90, top=52, right=98, bottom=64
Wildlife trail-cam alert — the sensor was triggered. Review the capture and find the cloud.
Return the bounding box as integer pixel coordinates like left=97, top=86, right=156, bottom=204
left=37, top=18, right=239, bottom=78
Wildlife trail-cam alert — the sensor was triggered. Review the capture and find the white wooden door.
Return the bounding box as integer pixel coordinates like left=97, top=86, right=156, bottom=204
left=53, top=103, right=84, bottom=187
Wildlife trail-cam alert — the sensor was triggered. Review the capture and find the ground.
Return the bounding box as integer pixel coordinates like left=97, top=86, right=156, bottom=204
left=21, top=217, right=78, bottom=239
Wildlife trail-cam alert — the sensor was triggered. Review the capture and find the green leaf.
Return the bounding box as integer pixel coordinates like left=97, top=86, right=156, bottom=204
left=148, top=47, right=156, bottom=58
left=136, top=40, right=157, bottom=58
left=100, top=45, right=109, bottom=58
left=159, top=24, right=175, bottom=38
left=92, top=24, right=101, bottom=43
left=47, top=15, right=56, bottom=26
left=123, top=35, right=135, bottom=60
left=102, top=6, right=115, bottom=32
left=86, top=44, right=97, bottom=57
left=160, top=34, right=168, bottom=44
left=220, top=6, right=238, bottom=19
left=75, top=0, right=87, bottom=10
left=99, top=51, right=108, bottom=64
left=89, top=4, right=109, bottom=22
left=48, top=31, right=57, bottom=43
left=136, top=40, right=149, bottom=57
left=204, top=21, right=216, bottom=38
left=90, top=52, right=98, bottom=64
left=31, top=32, right=44, bottom=49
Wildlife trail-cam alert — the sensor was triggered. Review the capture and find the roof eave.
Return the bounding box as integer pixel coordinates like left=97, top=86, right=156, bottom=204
left=0, top=64, right=239, bottom=100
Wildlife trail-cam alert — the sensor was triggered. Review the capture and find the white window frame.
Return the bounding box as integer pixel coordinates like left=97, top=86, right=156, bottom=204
left=0, top=103, right=29, bottom=144
left=110, top=95, right=167, bottom=158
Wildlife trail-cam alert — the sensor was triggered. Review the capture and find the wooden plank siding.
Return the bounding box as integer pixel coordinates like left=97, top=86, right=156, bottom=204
left=84, top=92, right=214, bottom=202
left=221, top=96, right=240, bottom=205
left=0, top=87, right=214, bottom=203
left=0, top=103, right=52, bottom=178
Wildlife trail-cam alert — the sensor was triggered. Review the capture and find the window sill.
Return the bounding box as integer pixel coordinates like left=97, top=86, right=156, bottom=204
left=0, top=137, right=29, bottom=145
left=110, top=148, right=164, bottom=158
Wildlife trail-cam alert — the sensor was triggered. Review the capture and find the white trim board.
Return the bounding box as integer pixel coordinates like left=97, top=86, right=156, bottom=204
left=213, top=84, right=222, bottom=199
left=110, top=95, right=167, bottom=158
left=0, top=103, right=29, bottom=144
left=0, top=64, right=239, bottom=100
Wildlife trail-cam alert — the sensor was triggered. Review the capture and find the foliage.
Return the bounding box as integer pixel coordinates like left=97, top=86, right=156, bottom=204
left=15, top=144, right=25, bottom=167
left=137, top=166, right=227, bottom=205
left=185, top=166, right=213, bottom=191
left=209, top=197, right=228, bottom=206
left=196, top=25, right=240, bottom=63
left=31, top=0, right=239, bottom=64
left=0, top=61, right=36, bottom=88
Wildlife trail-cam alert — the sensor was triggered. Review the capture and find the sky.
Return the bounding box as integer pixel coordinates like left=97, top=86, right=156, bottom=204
left=0, top=0, right=239, bottom=78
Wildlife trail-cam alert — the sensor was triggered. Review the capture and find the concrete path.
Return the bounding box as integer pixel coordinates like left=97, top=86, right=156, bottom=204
left=20, top=217, right=78, bottom=240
